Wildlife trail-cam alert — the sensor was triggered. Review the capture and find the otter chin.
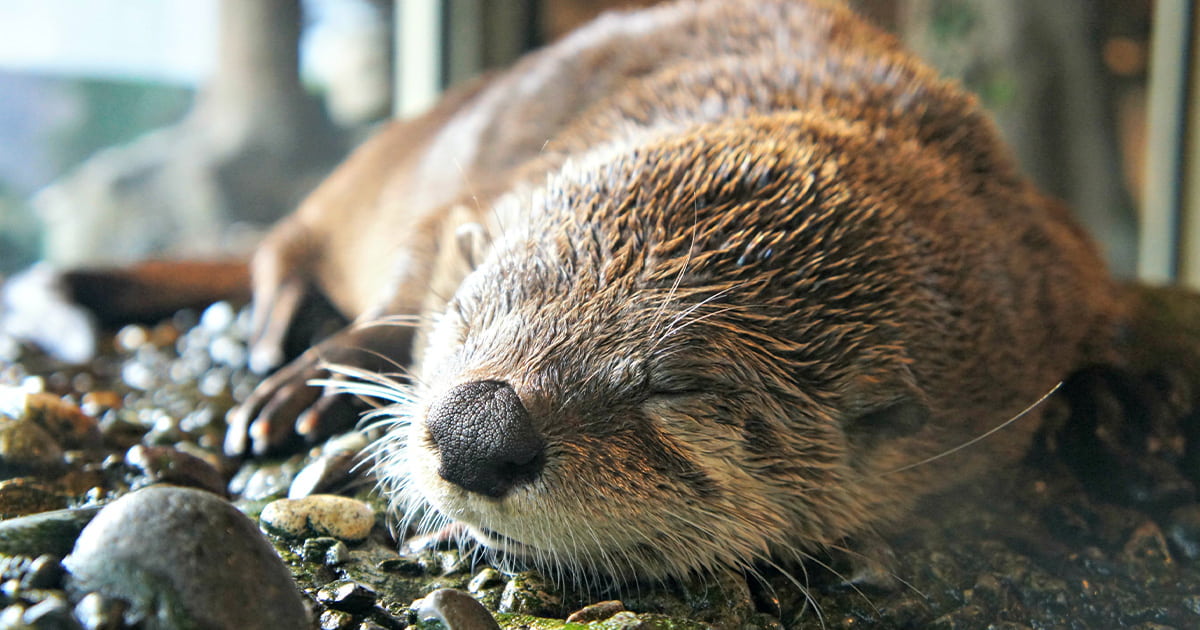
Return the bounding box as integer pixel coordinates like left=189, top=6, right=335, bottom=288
left=230, top=0, right=1121, bottom=581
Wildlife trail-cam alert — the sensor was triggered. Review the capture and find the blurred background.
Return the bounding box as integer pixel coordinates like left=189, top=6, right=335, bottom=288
left=0, top=0, right=1185, bottom=283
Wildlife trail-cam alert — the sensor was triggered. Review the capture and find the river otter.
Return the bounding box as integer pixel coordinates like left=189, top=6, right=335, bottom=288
left=221, top=0, right=1123, bottom=579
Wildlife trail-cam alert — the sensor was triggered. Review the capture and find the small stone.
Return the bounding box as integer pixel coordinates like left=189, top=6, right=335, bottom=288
left=319, top=609, right=356, bottom=630
left=114, top=325, right=149, bottom=353
left=64, top=486, right=309, bottom=630
left=0, top=603, right=25, bottom=625
left=21, top=555, right=64, bottom=590
left=209, top=335, right=246, bottom=367
left=378, top=558, right=423, bottom=576
left=498, top=572, right=561, bottom=616
left=259, top=495, right=375, bottom=542
left=22, top=594, right=78, bottom=629
left=120, top=362, right=157, bottom=391
left=0, top=418, right=64, bottom=477
left=72, top=593, right=128, bottom=630
left=149, top=322, right=181, bottom=348
left=0, top=506, right=100, bottom=557
left=325, top=540, right=351, bottom=566
left=79, top=392, right=122, bottom=417
left=124, top=445, right=227, bottom=497
left=236, top=464, right=296, bottom=501
left=199, top=302, right=235, bottom=334
left=301, top=537, right=341, bottom=562
left=413, top=588, right=500, bottom=630
left=0, top=481, right=68, bottom=518
left=467, top=568, right=504, bottom=593
left=566, top=600, right=626, bottom=623
left=289, top=450, right=364, bottom=499
left=2, top=391, right=99, bottom=449
left=316, top=580, right=377, bottom=613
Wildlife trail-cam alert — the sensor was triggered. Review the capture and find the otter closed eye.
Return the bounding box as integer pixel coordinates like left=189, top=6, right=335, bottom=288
left=231, top=0, right=1124, bottom=585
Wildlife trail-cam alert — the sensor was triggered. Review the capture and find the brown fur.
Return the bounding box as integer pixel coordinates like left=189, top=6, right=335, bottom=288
left=229, top=0, right=1123, bottom=579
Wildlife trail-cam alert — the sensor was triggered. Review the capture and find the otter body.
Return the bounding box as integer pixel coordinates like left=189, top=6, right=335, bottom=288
left=229, top=0, right=1121, bottom=578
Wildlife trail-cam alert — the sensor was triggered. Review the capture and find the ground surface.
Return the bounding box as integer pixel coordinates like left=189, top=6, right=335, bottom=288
left=0, top=301, right=1198, bottom=629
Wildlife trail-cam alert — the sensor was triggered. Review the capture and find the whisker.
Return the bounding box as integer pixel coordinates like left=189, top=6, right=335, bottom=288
left=880, top=381, right=1062, bottom=477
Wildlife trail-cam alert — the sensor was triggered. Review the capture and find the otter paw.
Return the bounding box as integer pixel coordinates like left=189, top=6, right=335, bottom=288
left=224, top=349, right=362, bottom=456
left=226, top=320, right=414, bottom=457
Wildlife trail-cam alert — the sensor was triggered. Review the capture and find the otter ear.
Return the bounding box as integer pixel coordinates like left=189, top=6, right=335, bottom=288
left=844, top=398, right=930, bottom=449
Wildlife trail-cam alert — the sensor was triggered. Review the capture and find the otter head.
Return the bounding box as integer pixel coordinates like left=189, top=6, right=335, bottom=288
left=369, top=114, right=1031, bottom=580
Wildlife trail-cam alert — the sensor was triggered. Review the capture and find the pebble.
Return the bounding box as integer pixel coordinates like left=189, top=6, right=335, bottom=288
left=79, top=392, right=122, bottom=418
left=319, top=609, right=355, bottom=630
left=22, top=594, right=79, bottom=629
left=467, top=568, right=504, bottom=593
left=316, top=580, right=377, bottom=613
left=114, top=326, right=149, bottom=353
left=63, top=485, right=309, bottom=630
left=0, top=391, right=100, bottom=450
left=498, top=572, right=561, bottom=616
left=259, top=495, right=375, bottom=542
left=566, top=599, right=626, bottom=623
left=301, top=537, right=351, bottom=566
left=288, top=449, right=364, bottom=499
left=199, top=302, right=235, bottom=334
left=0, top=419, right=64, bottom=478
left=233, top=464, right=296, bottom=501
left=0, top=481, right=67, bottom=518
left=0, top=507, right=100, bottom=558
left=413, top=588, right=500, bottom=630
left=123, top=445, right=226, bottom=497
left=72, top=592, right=129, bottom=630
left=21, top=555, right=65, bottom=590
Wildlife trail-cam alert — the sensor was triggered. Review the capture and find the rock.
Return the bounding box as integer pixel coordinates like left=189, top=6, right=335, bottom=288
left=72, top=593, right=129, bottom=630
left=498, top=572, right=561, bottom=617
left=230, top=462, right=297, bottom=501
left=0, top=507, right=99, bottom=557
left=467, top=568, right=504, bottom=594
left=0, top=418, right=65, bottom=478
left=0, top=390, right=100, bottom=450
left=413, top=588, right=500, bottom=630
left=301, top=537, right=350, bottom=566
left=289, top=449, right=365, bottom=499
left=21, top=555, right=65, bottom=590
left=123, top=445, right=227, bottom=497
left=21, top=594, right=80, bottom=630
left=319, top=609, right=355, bottom=630
left=0, top=481, right=67, bottom=517
left=316, top=580, right=377, bottom=613
left=63, top=485, right=309, bottom=630
left=259, top=495, right=375, bottom=542
left=566, top=600, right=626, bottom=623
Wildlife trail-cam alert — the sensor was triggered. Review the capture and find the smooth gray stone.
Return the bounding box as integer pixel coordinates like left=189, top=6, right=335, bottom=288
left=64, top=485, right=309, bottom=630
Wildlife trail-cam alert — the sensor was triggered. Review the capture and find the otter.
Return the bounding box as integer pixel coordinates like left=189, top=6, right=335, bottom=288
left=219, top=0, right=1124, bottom=580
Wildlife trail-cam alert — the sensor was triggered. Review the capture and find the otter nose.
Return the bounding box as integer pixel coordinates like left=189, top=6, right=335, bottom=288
left=424, top=380, right=545, bottom=498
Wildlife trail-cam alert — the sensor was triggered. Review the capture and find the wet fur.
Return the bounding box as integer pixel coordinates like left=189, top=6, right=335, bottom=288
left=243, top=0, right=1122, bottom=581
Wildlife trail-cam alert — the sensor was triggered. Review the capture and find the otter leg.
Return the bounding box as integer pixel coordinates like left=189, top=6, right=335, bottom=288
left=225, top=320, right=415, bottom=456
left=226, top=205, right=477, bottom=456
